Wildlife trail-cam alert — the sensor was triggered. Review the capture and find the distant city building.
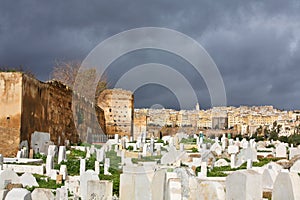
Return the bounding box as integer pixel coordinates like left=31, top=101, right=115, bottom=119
left=97, top=89, right=134, bottom=138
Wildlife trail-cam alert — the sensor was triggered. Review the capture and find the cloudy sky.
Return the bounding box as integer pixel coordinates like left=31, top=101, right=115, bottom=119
left=1, top=0, right=300, bottom=110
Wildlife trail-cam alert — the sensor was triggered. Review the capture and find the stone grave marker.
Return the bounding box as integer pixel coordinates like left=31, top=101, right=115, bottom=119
left=197, top=181, right=225, bottom=200
left=80, top=159, right=86, bottom=176
left=226, top=170, right=262, bottom=200
left=80, top=170, right=99, bottom=200
left=4, top=188, right=31, bottom=200
left=58, top=146, right=66, bottom=164
left=273, top=171, right=300, bottom=200
left=275, top=143, right=287, bottom=158
left=20, top=172, right=39, bottom=187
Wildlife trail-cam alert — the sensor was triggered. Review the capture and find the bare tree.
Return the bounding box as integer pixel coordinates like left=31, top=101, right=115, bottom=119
left=51, top=61, right=107, bottom=100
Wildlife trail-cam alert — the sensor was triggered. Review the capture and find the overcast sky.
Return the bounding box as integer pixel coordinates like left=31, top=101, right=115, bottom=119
left=1, top=0, right=300, bottom=110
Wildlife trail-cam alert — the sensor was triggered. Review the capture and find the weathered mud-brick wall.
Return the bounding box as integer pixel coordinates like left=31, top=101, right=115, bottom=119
left=0, top=72, right=23, bottom=157
left=21, top=75, right=106, bottom=147
left=0, top=72, right=106, bottom=157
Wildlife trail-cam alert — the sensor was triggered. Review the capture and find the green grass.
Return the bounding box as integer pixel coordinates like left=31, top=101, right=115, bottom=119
left=181, top=138, right=197, bottom=144
left=132, top=155, right=162, bottom=164
left=25, top=174, right=62, bottom=192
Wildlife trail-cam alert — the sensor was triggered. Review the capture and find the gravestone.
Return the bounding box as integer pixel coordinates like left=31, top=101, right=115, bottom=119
left=17, top=151, right=22, bottom=159
left=20, top=172, right=39, bottom=187
left=161, top=146, right=188, bottom=165
left=86, top=180, right=113, bottom=200
left=96, top=148, right=104, bottom=162
left=210, top=142, right=222, bottom=156
left=120, top=165, right=155, bottom=200
left=58, top=146, right=66, bottom=164
left=104, top=158, right=111, bottom=175
left=31, top=188, right=54, bottom=200
left=90, top=145, right=95, bottom=155
left=236, top=147, right=257, bottom=167
left=4, top=188, right=32, bottom=200
left=19, top=141, right=29, bottom=158
left=290, top=160, right=300, bottom=173
left=151, top=169, right=166, bottom=200
left=65, top=177, right=80, bottom=197
left=180, top=143, right=184, bottom=152
left=273, top=172, right=300, bottom=200
left=95, top=161, right=100, bottom=175
left=275, top=143, right=287, bottom=158
left=289, top=148, right=300, bottom=160
left=230, top=154, right=236, bottom=168
left=121, top=150, right=125, bottom=166
left=214, top=159, right=229, bottom=167
left=56, top=186, right=67, bottom=200
left=226, top=170, right=262, bottom=200
left=262, top=168, right=278, bottom=190
left=200, top=162, right=207, bottom=177
left=46, top=155, right=54, bottom=175
left=0, top=170, right=20, bottom=189
left=80, top=159, right=86, bottom=176
left=31, top=131, right=51, bottom=154
left=47, top=145, right=57, bottom=157
left=80, top=170, right=100, bottom=200
left=85, top=147, right=91, bottom=159
left=197, top=181, right=225, bottom=200
left=246, top=159, right=252, bottom=169
left=166, top=178, right=182, bottom=200
left=115, top=134, right=119, bottom=143
left=142, top=144, right=148, bottom=157
left=59, top=165, right=67, bottom=180
left=228, top=145, right=239, bottom=154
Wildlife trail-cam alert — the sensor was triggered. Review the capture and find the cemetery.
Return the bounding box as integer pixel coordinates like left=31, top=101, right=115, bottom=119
left=1, top=131, right=300, bottom=199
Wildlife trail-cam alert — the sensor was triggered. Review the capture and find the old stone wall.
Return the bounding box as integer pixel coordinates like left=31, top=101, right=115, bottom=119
left=0, top=72, right=106, bottom=157
left=21, top=75, right=106, bottom=148
left=0, top=72, right=23, bottom=157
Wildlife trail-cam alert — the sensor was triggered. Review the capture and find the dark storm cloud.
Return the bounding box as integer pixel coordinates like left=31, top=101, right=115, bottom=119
left=1, top=0, right=300, bottom=109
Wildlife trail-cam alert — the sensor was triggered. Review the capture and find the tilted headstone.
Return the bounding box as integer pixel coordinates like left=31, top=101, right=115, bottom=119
left=228, top=145, right=239, bottom=154
left=20, top=172, right=39, bottom=187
